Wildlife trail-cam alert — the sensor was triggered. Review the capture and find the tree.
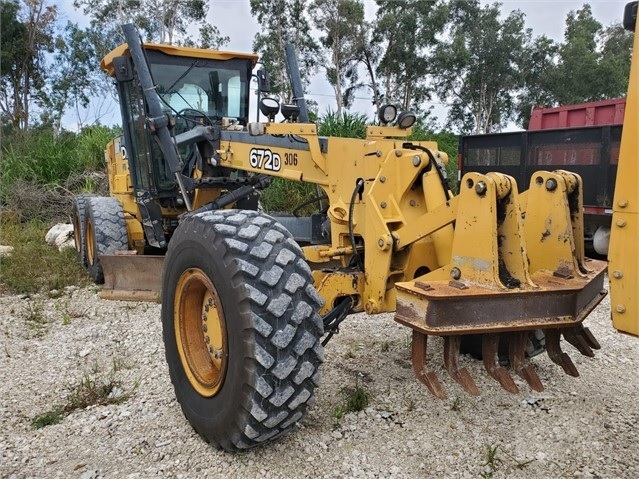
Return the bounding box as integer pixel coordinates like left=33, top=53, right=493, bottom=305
left=354, top=26, right=383, bottom=112
left=309, top=0, right=366, bottom=117
left=373, top=0, right=448, bottom=112
left=597, top=23, right=633, bottom=99
left=552, top=4, right=603, bottom=105
left=433, top=1, right=530, bottom=134
left=184, top=24, right=229, bottom=50
left=0, top=0, right=57, bottom=130
left=250, top=0, right=319, bottom=102
left=534, top=5, right=631, bottom=110
left=72, top=0, right=216, bottom=45
left=41, top=23, right=111, bottom=130
left=517, top=35, right=559, bottom=127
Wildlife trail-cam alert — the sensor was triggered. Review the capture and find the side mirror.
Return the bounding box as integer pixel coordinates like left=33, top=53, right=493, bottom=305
left=113, top=56, right=134, bottom=82
left=624, top=1, right=637, bottom=31
left=256, top=68, right=271, bottom=93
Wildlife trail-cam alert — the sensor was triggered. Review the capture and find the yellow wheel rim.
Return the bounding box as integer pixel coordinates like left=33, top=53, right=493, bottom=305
left=174, top=268, right=228, bottom=397
left=86, top=218, right=95, bottom=265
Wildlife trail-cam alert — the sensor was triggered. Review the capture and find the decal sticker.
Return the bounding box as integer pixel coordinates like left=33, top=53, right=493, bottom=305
left=249, top=148, right=281, bottom=172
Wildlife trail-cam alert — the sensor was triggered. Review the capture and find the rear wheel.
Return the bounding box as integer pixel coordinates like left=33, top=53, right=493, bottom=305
left=72, top=194, right=93, bottom=266
left=162, top=210, right=324, bottom=451
left=85, top=197, right=128, bottom=284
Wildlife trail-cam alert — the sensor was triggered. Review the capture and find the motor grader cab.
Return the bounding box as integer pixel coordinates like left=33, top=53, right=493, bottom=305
left=72, top=4, right=637, bottom=451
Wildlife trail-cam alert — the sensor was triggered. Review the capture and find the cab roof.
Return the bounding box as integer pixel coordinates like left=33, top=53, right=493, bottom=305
left=101, top=42, right=259, bottom=77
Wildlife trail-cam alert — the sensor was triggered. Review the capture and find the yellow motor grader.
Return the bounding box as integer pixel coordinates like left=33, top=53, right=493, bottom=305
left=72, top=3, right=638, bottom=451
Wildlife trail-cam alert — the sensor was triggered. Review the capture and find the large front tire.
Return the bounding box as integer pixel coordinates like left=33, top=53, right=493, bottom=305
left=162, top=210, right=324, bottom=451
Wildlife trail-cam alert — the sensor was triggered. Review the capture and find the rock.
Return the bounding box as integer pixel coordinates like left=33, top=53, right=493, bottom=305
left=45, top=223, right=74, bottom=251
left=0, top=245, right=14, bottom=257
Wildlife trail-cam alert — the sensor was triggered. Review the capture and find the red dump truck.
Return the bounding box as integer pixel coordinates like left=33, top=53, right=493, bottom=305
left=459, top=98, right=626, bottom=256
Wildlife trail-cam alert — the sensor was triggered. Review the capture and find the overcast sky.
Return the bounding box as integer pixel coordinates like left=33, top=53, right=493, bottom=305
left=58, top=0, right=631, bottom=128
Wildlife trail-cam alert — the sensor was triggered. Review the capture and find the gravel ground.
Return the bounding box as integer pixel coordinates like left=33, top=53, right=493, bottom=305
left=1, top=283, right=638, bottom=479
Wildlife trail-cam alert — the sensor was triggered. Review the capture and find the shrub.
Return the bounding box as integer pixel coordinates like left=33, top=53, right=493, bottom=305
left=0, top=125, right=117, bottom=221
left=0, top=220, right=90, bottom=294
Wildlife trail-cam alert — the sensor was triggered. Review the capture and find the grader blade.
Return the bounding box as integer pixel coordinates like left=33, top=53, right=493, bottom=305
left=99, top=253, right=164, bottom=302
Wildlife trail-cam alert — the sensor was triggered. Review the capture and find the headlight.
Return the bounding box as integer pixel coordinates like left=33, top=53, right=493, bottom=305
left=396, top=111, right=416, bottom=129
left=378, top=104, right=397, bottom=124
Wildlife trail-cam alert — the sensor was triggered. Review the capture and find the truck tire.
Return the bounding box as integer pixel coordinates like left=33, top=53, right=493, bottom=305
left=85, top=196, right=128, bottom=284
left=162, top=210, right=324, bottom=451
left=71, top=194, right=93, bottom=266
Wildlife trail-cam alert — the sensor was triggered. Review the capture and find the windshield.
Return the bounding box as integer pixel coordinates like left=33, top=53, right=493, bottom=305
left=146, top=50, right=252, bottom=124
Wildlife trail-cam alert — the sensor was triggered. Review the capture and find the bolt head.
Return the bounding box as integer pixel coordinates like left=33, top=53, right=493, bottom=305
left=613, top=270, right=623, bottom=279
left=545, top=178, right=558, bottom=191
left=450, top=267, right=462, bottom=280
left=412, top=155, right=421, bottom=166
left=618, top=198, right=629, bottom=208
left=616, top=219, right=627, bottom=227
left=395, top=149, right=402, bottom=157
left=380, top=201, right=387, bottom=209
left=616, top=305, right=626, bottom=314
left=475, top=181, right=487, bottom=196
left=380, top=176, right=386, bottom=183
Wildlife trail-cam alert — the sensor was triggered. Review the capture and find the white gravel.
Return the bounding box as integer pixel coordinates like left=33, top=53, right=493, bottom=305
left=1, top=283, right=638, bottom=479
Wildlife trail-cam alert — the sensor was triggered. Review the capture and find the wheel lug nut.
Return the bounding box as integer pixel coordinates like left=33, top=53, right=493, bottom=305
left=202, top=324, right=208, bottom=332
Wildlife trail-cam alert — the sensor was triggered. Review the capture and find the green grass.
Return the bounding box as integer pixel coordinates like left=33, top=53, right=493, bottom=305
left=31, top=366, right=132, bottom=430
left=479, top=443, right=534, bottom=478
left=344, top=383, right=371, bottom=412
left=31, top=407, right=66, bottom=429
left=0, top=220, right=90, bottom=294
left=0, top=126, right=114, bottom=194
left=332, top=377, right=372, bottom=428
left=318, top=110, right=368, bottom=138
left=0, top=125, right=118, bottom=221
left=260, top=178, right=321, bottom=215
